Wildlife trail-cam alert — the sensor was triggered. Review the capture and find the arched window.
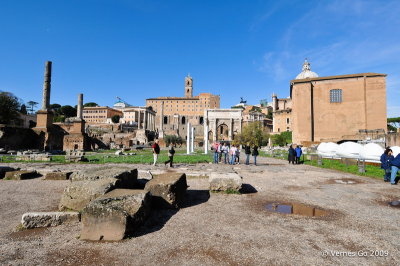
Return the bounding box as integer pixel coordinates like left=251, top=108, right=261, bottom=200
left=199, top=116, right=204, bottom=125
left=163, top=116, right=168, bottom=124
left=181, top=116, right=186, bottom=125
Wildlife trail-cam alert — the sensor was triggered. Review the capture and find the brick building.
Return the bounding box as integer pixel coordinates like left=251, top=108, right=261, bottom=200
left=272, top=59, right=387, bottom=146
left=146, top=75, right=220, bottom=140
left=82, top=106, right=122, bottom=124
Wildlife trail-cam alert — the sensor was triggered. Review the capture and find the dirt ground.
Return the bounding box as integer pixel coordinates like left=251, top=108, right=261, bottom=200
left=0, top=157, right=399, bottom=265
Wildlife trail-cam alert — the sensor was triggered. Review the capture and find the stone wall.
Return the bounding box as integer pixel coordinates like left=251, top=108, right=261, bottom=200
left=387, top=132, right=400, bottom=147
left=0, top=126, right=41, bottom=150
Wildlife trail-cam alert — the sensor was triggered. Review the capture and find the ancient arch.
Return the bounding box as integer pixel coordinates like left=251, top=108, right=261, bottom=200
left=217, top=123, right=229, bottom=141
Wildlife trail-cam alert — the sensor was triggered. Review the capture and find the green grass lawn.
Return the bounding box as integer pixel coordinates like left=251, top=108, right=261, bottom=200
left=260, top=150, right=384, bottom=180
left=304, top=158, right=384, bottom=180
left=0, top=149, right=213, bottom=164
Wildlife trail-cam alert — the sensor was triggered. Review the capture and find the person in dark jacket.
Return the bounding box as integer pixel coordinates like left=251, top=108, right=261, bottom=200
left=380, top=148, right=394, bottom=182
left=252, top=145, right=259, bottom=166
left=244, top=143, right=251, bottom=165
left=288, top=145, right=295, bottom=164
left=295, top=145, right=302, bottom=164
left=390, top=153, right=400, bottom=185
left=164, top=144, right=175, bottom=167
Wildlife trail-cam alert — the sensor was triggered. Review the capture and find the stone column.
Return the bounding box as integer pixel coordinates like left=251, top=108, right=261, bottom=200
left=144, top=110, right=148, bottom=130
left=138, top=111, right=142, bottom=129
left=187, top=123, right=191, bottom=154
left=213, top=119, right=217, bottom=142
left=41, top=61, right=52, bottom=110
left=229, top=118, right=233, bottom=140
left=204, top=123, right=208, bottom=154
left=191, top=127, right=195, bottom=153
left=77, top=93, right=83, bottom=119
left=159, top=102, right=164, bottom=132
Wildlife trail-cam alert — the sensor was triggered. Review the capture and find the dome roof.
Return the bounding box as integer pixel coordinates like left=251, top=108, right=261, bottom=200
left=295, top=59, right=319, bottom=79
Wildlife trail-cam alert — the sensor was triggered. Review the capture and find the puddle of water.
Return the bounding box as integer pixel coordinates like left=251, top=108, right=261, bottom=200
left=389, top=200, right=400, bottom=208
left=335, top=180, right=356, bottom=184
left=265, top=202, right=328, bottom=217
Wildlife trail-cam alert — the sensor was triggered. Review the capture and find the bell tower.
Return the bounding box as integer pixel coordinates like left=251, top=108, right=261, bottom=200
left=184, top=74, right=193, bottom=97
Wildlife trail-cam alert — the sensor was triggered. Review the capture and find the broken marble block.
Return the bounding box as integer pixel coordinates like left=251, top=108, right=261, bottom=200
left=0, top=166, right=18, bottom=179
left=144, top=172, right=188, bottom=208
left=44, top=171, right=73, bottom=180
left=4, top=170, right=38, bottom=180
left=21, top=212, right=80, bottom=229
left=209, top=172, right=243, bottom=192
left=59, top=178, right=121, bottom=211
left=80, top=189, right=150, bottom=241
left=70, top=166, right=137, bottom=188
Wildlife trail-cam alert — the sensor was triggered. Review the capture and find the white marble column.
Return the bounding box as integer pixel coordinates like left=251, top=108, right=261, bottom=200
left=204, top=123, right=208, bottom=154
left=191, top=127, right=195, bottom=153
left=187, top=123, right=191, bottom=154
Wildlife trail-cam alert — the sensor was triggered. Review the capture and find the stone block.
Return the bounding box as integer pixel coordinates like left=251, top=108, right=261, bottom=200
left=70, top=167, right=137, bottom=188
left=80, top=189, right=150, bottom=241
left=209, top=172, right=243, bottom=192
left=21, top=212, right=80, bottom=229
left=0, top=166, right=18, bottom=179
left=59, top=178, right=120, bottom=211
left=138, top=170, right=153, bottom=180
left=44, top=171, right=73, bottom=180
left=144, top=173, right=188, bottom=209
left=340, top=158, right=358, bottom=166
left=4, top=170, right=38, bottom=180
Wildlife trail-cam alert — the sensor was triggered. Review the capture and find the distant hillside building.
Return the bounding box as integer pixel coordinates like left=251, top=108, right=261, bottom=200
left=146, top=75, right=220, bottom=140
left=273, top=59, right=387, bottom=146
left=82, top=106, right=122, bottom=124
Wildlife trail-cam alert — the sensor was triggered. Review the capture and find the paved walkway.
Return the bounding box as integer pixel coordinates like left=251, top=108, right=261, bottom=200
left=0, top=157, right=399, bottom=265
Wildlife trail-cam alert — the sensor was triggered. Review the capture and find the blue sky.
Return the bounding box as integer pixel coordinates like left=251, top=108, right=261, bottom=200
left=0, top=0, right=399, bottom=116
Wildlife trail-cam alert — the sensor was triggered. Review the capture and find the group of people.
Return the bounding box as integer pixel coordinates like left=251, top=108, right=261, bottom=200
left=288, top=144, right=302, bottom=164
left=151, top=140, right=176, bottom=167
left=380, top=147, right=400, bottom=185
left=212, top=142, right=259, bottom=165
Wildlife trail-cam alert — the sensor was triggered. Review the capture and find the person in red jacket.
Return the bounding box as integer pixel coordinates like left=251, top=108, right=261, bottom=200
left=152, top=139, right=160, bottom=166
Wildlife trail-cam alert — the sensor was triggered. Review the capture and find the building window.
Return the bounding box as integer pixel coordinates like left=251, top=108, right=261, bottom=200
left=330, top=89, right=342, bottom=103
left=181, top=116, right=186, bottom=125
left=286, top=118, right=290, bottom=124
left=163, top=116, right=168, bottom=124
left=199, top=116, right=204, bottom=125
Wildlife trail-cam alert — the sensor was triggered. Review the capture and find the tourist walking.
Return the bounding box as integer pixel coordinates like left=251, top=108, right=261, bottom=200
left=390, top=153, right=400, bottom=185
left=252, top=145, right=259, bottom=166
left=288, top=145, right=295, bottom=164
left=235, top=146, right=240, bottom=164
left=152, top=139, right=160, bottom=166
left=380, top=148, right=394, bottom=182
left=212, top=141, right=220, bottom=164
left=164, top=143, right=175, bottom=167
left=230, top=145, right=237, bottom=165
left=295, top=145, right=302, bottom=164
left=244, top=143, right=251, bottom=165
left=221, top=142, right=230, bottom=164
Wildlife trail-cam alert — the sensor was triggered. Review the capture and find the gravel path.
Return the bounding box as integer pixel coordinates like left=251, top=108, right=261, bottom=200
left=0, top=157, right=399, bottom=265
